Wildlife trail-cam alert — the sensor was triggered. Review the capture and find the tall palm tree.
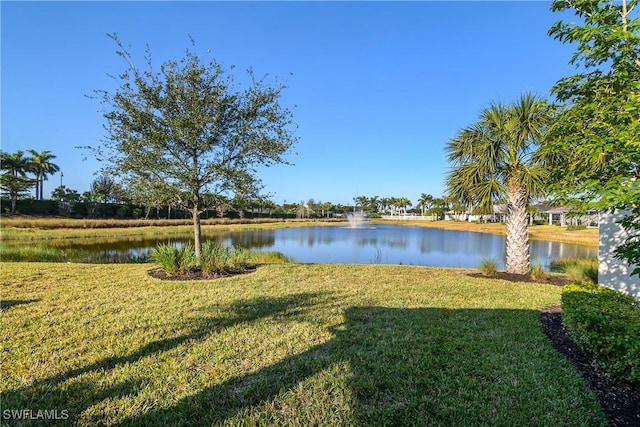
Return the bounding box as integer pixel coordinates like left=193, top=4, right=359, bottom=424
left=1, top=150, right=31, bottom=177
left=395, top=197, right=412, bottom=215
left=445, top=93, right=551, bottom=275
left=28, top=150, right=60, bottom=200
left=418, top=193, right=434, bottom=216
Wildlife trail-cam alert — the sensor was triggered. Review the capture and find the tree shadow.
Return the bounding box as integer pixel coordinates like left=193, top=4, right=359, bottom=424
left=1, top=292, right=337, bottom=424
left=109, top=306, right=602, bottom=426
left=1, top=299, right=40, bottom=310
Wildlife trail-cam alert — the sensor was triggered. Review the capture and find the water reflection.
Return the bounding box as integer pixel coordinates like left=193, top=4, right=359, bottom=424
left=22, top=225, right=596, bottom=270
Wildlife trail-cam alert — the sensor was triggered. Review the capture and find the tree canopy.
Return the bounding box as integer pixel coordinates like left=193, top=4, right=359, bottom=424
left=540, top=0, right=640, bottom=274
left=93, top=35, right=298, bottom=255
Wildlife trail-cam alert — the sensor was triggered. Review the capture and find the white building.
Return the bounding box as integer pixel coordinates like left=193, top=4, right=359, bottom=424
left=599, top=210, right=639, bottom=299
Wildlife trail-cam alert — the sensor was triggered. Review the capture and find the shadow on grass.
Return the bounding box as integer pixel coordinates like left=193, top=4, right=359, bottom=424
left=0, top=299, right=40, bottom=310
left=1, top=292, right=333, bottom=424
left=2, top=295, right=605, bottom=426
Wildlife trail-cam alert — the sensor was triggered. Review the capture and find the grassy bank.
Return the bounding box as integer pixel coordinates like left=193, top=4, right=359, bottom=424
left=1, top=262, right=605, bottom=426
left=0, top=218, right=338, bottom=242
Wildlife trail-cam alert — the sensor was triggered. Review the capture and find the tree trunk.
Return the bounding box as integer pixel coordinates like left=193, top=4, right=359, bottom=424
left=505, top=183, right=530, bottom=275
left=192, top=208, right=202, bottom=258
left=34, top=176, right=40, bottom=200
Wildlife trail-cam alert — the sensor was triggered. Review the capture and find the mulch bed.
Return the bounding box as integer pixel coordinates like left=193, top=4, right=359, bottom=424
left=148, top=266, right=257, bottom=281
left=541, top=305, right=640, bottom=426
left=467, top=271, right=570, bottom=286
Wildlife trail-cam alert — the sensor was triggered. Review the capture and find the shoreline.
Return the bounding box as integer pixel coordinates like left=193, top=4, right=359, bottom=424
left=0, top=216, right=598, bottom=246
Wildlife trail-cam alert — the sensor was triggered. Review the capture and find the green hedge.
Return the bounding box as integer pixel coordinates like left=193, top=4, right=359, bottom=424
left=13, top=199, right=59, bottom=215
left=561, top=282, right=640, bottom=384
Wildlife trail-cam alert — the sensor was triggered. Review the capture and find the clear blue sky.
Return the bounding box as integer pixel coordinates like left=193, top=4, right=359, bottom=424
left=2, top=1, right=577, bottom=206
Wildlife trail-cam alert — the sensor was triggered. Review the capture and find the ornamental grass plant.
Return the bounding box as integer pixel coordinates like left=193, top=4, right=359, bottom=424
left=150, top=241, right=252, bottom=276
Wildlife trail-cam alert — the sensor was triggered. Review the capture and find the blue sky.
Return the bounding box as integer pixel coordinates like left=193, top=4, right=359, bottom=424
left=2, top=1, right=578, bottom=206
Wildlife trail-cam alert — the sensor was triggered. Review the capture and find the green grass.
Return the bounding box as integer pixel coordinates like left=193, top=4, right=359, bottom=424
left=0, top=262, right=605, bottom=426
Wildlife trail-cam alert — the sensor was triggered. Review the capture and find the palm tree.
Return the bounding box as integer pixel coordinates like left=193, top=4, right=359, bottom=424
left=28, top=150, right=60, bottom=200
left=418, top=193, right=434, bottom=216
left=397, top=197, right=412, bottom=215
left=445, top=93, right=551, bottom=275
left=1, top=151, right=37, bottom=212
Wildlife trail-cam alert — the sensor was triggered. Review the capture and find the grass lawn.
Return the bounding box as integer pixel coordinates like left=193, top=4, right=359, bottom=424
left=1, top=262, right=605, bottom=426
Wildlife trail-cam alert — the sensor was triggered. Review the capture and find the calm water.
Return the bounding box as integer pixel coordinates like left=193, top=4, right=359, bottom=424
left=59, top=224, right=596, bottom=270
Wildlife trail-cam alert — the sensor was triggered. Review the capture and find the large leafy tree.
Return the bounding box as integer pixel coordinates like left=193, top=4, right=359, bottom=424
left=93, top=35, right=297, bottom=256
left=445, top=93, right=552, bottom=275
left=28, top=149, right=60, bottom=200
left=539, top=0, right=640, bottom=274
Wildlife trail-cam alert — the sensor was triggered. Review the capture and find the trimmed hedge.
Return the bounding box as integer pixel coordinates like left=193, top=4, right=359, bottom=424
left=561, top=282, right=640, bottom=385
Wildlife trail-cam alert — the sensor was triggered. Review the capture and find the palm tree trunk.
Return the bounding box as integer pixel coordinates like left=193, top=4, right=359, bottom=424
left=505, top=183, right=530, bottom=275
left=35, top=175, right=41, bottom=200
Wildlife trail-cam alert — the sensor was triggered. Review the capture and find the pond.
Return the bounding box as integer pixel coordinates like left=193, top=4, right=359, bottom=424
left=55, top=224, right=596, bottom=270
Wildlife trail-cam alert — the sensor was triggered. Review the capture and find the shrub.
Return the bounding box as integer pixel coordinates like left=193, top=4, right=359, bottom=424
left=550, top=257, right=598, bottom=283
left=479, top=258, right=498, bottom=277
left=176, top=243, right=198, bottom=273
left=530, top=264, right=548, bottom=281
left=561, top=282, right=640, bottom=385
left=149, top=243, right=180, bottom=275
left=150, top=242, right=198, bottom=274
left=151, top=241, right=254, bottom=276
left=228, top=245, right=250, bottom=269
left=566, top=224, right=587, bottom=231
left=200, top=241, right=230, bottom=274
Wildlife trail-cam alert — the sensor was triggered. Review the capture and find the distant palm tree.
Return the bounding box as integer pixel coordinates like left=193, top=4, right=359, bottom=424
left=1, top=150, right=31, bottom=177
left=418, top=193, right=434, bottom=216
left=1, top=151, right=37, bottom=212
left=380, top=197, right=390, bottom=215
left=28, top=150, right=60, bottom=200
left=395, top=197, right=412, bottom=215
left=445, top=93, right=551, bottom=275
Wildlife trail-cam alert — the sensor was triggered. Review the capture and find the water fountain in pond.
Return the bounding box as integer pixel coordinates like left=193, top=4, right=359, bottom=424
left=346, top=211, right=367, bottom=228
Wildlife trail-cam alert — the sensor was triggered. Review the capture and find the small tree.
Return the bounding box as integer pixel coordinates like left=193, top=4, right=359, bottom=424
left=90, top=174, right=119, bottom=203
left=92, top=35, right=297, bottom=256
left=51, top=185, right=81, bottom=215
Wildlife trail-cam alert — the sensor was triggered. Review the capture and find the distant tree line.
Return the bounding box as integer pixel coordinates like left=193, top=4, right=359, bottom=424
left=1, top=149, right=61, bottom=213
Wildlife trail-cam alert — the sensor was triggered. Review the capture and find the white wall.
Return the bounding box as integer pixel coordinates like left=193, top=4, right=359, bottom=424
left=599, top=210, right=640, bottom=298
